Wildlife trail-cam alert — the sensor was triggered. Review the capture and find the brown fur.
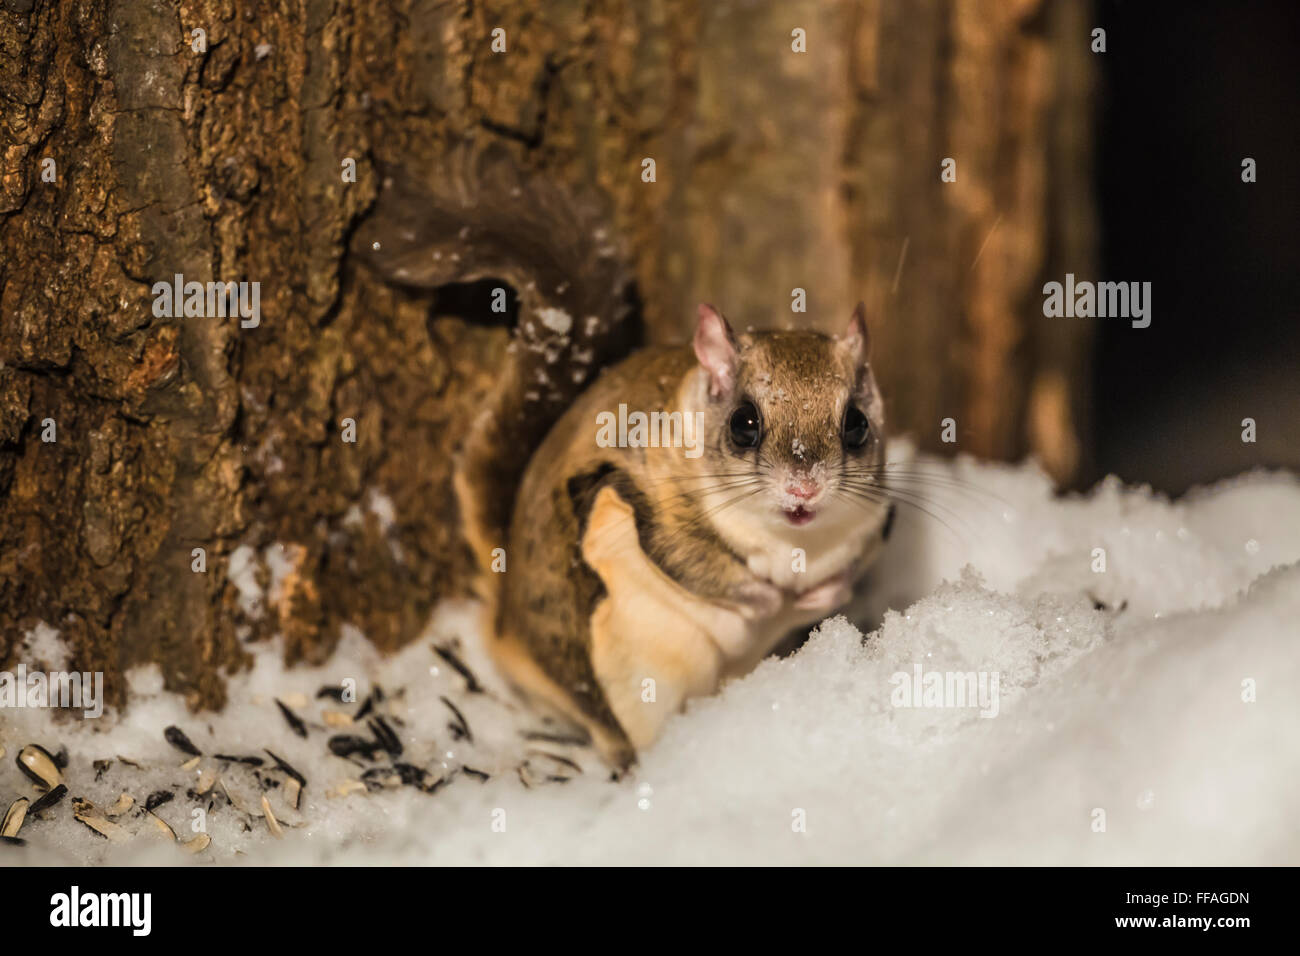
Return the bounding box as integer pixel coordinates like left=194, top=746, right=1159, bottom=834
left=461, top=315, right=890, bottom=766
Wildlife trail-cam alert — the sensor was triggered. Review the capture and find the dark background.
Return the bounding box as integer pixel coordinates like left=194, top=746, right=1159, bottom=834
left=1090, top=0, right=1299, bottom=494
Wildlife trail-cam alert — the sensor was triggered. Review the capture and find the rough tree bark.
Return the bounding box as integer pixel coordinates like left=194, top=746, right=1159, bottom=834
left=0, top=1, right=1094, bottom=710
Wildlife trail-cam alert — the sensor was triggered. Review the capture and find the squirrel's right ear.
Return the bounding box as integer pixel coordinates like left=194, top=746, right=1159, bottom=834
left=839, top=302, right=870, bottom=367
left=694, top=303, right=738, bottom=398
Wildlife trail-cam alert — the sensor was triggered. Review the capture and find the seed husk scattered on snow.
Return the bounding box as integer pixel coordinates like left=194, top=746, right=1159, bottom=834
left=16, top=745, right=62, bottom=790
left=361, top=768, right=403, bottom=791
left=105, top=792, right=134, bottom=816
left=217, top=778, right=254, bottom=815
left=392, top=763, right=446, bottom=793
left=196, top=769, right=217, bottom=795
left=2, top=798, right=29, bottom=838
left=214, top=753, right=264, bottom=766
left=72, top=799, right=130, bottom=844
left=328, top=735, right=381, bottom=760
left=369, top=717, right=402, bottom=757
left=147, top=812, right=177, bottom=841
left=433, top=645, right=483, bottom=693
left=326, top=779, right=367, bottom=799
left=526, top=750, right=583, bottom=774
left=520, top=728, right=590, bottom=746
left=440, top=696, right=473, bottom=744
left=390, top=763, right=425, bottom=786
left=164, top=726, right=202, bottom=757
left=29, top=783, right=68, bottom=816
left=517, top=759, right=576, bottom=788
left=353, top=686, right=385, bottom=722
left=275, top=699, right=308, bottom=738
left=264, top=750, right=306, bottom=788
left=181, top=833, right=210, bottom=854
left=5, top=641, right=529, bottom=858
left=260, top=795, right=283, bottom=838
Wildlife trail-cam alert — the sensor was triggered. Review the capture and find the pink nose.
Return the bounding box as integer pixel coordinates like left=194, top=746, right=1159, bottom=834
left=785, top=480, right=818, bottom=500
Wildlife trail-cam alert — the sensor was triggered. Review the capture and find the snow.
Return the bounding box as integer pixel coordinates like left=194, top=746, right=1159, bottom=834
left=227, top=545, right=264, bottom=619
left=2, top=452, right=1298, bottom=865
left=16, top=622, right=68, bottom=672
left=535, top=306, right=573, bottom=336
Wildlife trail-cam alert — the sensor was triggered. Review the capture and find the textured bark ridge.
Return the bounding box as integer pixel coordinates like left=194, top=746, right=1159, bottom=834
left=0, top=1, right=1094, bottom=712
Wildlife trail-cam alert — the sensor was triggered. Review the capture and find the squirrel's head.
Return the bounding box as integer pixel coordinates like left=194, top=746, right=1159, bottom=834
left=692, top=303, right=887, bottom=529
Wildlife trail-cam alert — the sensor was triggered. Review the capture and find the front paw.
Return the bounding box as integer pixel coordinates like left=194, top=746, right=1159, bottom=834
left=792, top=572, right=853, bottom=613
left=733, top=579, right=783, bottom=619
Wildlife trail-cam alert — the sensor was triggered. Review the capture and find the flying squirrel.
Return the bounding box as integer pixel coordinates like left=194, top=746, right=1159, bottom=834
left=460, top=303, right=893, bottom=767
left=357, top=154, right=893, bottom=768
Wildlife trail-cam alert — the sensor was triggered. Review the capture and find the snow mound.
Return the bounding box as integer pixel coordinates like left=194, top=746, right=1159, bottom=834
left=2, top=455, right=1298, bottom=864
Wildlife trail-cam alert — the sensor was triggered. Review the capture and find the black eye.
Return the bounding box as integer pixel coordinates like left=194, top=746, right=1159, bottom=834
left=728, top=402, right=762, bottom=448
left=842, top=405, right=870, bottom=448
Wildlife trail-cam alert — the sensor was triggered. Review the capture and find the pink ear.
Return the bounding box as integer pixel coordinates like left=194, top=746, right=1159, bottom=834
left=841, top=302, right=884, bottom=421
left=840, top=302, right=870, bottom=368
left=693, top=303, right=738, bottom=398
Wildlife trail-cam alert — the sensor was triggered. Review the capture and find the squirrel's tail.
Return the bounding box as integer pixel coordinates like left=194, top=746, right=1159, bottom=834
left=356, top=145, right=638, bottom=607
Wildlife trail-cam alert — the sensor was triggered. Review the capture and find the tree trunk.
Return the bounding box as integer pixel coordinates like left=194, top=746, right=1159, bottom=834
left=0, top=0, right=1094, bottom=709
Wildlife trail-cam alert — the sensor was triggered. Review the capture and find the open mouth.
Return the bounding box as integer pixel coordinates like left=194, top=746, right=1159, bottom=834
left=783, top=505, right=816, bottom=526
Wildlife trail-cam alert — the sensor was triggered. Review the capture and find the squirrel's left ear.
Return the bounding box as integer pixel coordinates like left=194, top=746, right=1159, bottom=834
left=694, top=303, right=738, bottom=398
left=838, top=303, right=884, bottom=422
